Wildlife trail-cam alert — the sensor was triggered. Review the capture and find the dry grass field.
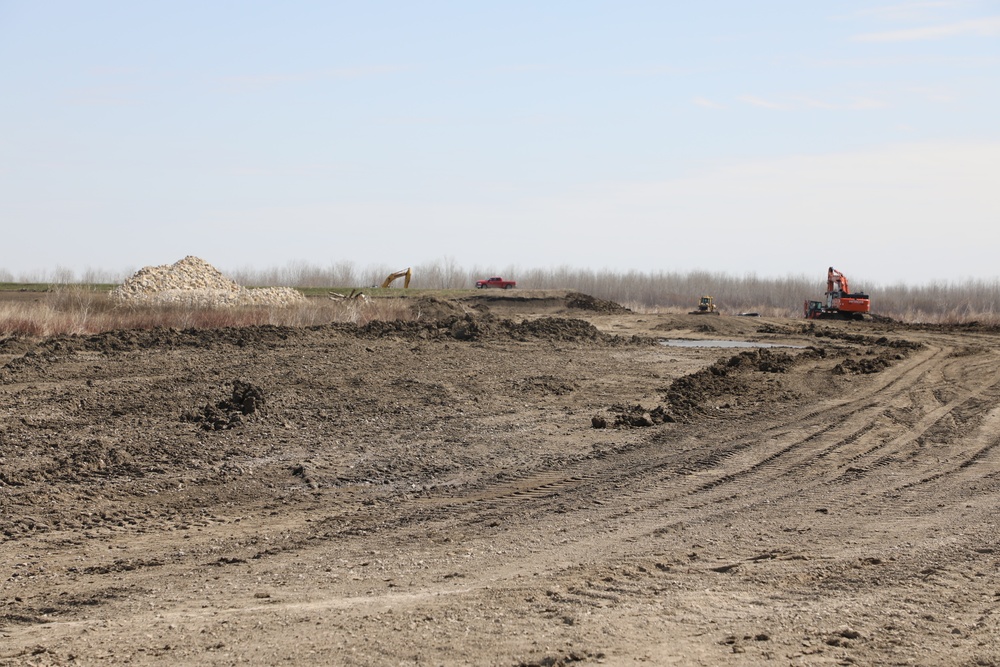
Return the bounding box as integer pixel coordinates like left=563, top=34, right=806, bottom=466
left=0, top=287, right=414, bottom=337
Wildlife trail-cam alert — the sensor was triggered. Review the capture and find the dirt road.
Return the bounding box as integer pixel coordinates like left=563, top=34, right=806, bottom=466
left=2, top=292, right=999, bottom=665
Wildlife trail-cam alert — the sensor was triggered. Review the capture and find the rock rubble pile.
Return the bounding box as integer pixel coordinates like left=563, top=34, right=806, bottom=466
left=109, top=256, right=306, bottom=307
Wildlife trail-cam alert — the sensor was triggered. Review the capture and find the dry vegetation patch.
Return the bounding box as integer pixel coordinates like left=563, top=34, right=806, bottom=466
left=0, top=257, right=421, bottom=337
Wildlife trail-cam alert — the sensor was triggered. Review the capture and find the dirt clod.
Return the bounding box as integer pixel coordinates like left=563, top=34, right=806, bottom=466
left=182, top=380, right=265, bottom=430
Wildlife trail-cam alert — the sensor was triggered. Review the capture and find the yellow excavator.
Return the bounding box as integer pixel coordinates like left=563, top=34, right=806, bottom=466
left=381, top=267, right=412, bottom=288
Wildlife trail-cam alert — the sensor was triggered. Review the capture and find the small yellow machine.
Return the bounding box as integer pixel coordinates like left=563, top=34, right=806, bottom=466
left=689, top=296, right=719, bottom=315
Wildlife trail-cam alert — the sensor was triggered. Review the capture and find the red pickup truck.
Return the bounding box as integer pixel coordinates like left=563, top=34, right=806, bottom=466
left=475, top=276, right=516, bottom=290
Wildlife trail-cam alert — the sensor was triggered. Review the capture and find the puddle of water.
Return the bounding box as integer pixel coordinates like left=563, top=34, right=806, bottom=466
left=660, top=339, right=805, bottom=349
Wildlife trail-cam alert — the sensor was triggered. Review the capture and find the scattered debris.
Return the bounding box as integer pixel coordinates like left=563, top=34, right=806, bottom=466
left=329, top=289, right=370, bottom=303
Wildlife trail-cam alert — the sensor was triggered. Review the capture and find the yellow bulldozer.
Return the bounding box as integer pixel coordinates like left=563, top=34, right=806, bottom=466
left=689, top=296, right=719, bottom=315
left=381, top=267, right=412, bottom=288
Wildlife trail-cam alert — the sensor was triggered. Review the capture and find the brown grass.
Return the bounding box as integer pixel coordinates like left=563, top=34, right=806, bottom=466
left=0, top=288, right=415, bottom=337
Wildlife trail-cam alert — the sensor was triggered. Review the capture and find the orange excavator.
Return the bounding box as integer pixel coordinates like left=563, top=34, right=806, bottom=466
left=804, top=267, right=871, bottom=320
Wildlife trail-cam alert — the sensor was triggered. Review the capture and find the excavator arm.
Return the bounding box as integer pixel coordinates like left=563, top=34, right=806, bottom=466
left=827, top=267, right=849, bottom=295
left=381, top=268, right=412, bottom=289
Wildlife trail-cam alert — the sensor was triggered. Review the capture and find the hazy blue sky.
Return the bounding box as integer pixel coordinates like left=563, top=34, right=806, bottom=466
left=1, top=1, right=998, bottom=285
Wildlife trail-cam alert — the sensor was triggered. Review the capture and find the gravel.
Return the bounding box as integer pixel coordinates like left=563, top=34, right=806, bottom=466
left=109, top=256, right=307, bottom=307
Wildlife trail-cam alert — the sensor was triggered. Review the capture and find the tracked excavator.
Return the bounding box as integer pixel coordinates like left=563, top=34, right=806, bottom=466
left=381, top=267, right=412, bottom=289
left=804, top=267, right=870, bottom=321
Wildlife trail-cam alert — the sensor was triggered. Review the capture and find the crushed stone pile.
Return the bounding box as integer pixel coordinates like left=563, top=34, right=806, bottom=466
left=109, top=256, right=306, bottom=307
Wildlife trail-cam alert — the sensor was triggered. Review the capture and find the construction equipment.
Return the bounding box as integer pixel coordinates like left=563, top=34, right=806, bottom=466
left=804, top=267, right=870, bottom=320
left=381, top=267, right=412, bottom=289
left=689, top=296, right=719, bottom=315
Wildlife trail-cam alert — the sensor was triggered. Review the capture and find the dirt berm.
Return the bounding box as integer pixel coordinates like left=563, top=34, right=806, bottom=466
left=1, top=290, right=999, bottom=666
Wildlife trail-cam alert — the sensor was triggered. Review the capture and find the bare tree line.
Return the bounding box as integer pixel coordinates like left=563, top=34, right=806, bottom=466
left=227, top=260, right=1000, bottom=322
left=5, top=260, right=1000, bottom=323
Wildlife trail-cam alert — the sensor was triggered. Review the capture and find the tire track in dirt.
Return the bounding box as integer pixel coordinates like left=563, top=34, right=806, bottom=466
left=557, top=344, right=951, bottom=520
left=643, top=345, right=1000, bottom=537
left=353, top=339, right=1000, bottom=585
left=402, top=341, right=1000, bottom=632
left=286, top=343, right=930, bottom=572
left=104, top=338, right=990, bottom=576
left=316, top=343, right=938, bottom=529
left=746, top=361, right=1000, bottom=493
left=410, top=471, right=599, bottom=514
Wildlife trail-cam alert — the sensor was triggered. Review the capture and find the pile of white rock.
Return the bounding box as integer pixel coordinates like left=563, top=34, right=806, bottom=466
left=109, top=256, right=307, bottom=307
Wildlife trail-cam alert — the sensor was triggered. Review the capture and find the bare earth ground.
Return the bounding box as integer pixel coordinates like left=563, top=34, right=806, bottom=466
left=2, top=290, right=999, bottom=666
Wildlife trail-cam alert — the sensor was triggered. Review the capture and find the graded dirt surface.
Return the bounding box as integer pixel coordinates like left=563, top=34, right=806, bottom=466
left=2, top=291, right=1000, bottom=666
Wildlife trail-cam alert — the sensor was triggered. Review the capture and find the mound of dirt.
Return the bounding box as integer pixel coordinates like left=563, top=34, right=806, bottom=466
left=109, top=256, right=306, bottom=307
left=345, top=314, right=624, bottom=345
left=0, top=335, right=37, bottom=356
left=501, top=317, right=611, bottom=342
left=833, top=352, right=901, bottom=374
left=181, top=380, right=266, bottom=430
left=592, top=404, right=676, bottom=429
left=565, top=293, right=631, bottom=314
left=664, top=348, right=817, bottom=421
left=408, top=296, right=470, bottom=321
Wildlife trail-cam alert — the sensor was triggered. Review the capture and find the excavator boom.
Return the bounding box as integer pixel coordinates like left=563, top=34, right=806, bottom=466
left=827, top=267, right=850, bottom=295
left=381, top=267, right=412, bottom=288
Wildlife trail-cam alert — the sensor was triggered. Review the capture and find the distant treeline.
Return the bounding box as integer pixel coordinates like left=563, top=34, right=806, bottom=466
left=5, top=260, right=999, bottom=323
left=231, top=261, right=1000, bottom=323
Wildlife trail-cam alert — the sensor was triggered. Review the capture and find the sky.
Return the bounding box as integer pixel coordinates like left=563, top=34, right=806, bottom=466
left=1, top=1, right=998, bottom=286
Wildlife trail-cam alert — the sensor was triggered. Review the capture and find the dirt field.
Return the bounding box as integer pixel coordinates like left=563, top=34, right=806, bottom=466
left=2, top=290, right=999, bottom=666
